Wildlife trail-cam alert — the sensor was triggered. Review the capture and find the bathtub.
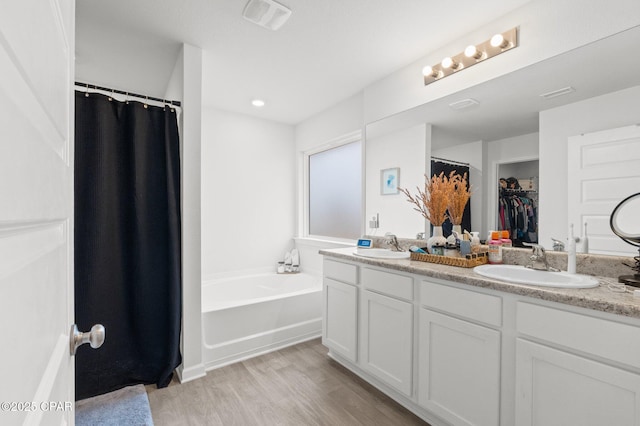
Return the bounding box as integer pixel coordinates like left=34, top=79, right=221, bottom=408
left=202, top=272, right=323, bottom=370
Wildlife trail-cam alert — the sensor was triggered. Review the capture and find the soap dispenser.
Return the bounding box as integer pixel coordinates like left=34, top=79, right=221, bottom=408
left=567, top=224, right=576, bottom=274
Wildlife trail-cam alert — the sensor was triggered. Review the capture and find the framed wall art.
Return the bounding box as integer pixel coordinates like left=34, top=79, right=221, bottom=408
left=381, top=167, right=400, bottom=195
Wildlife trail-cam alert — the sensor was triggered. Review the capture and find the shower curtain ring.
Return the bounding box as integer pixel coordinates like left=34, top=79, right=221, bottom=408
left=144, top=96, right=148, bottom=109
left=85, top=84, right=89, bottom=97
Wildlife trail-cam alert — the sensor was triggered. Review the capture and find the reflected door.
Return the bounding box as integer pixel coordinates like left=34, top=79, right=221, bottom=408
left=568, top=125, right=640, bottom=256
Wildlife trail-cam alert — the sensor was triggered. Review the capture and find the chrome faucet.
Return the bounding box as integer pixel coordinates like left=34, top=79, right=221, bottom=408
left=524, top=243, right=559, bottom=271
left=384, top=232, right=404, bottom=251
left=551, top=238, right=565, bottom=251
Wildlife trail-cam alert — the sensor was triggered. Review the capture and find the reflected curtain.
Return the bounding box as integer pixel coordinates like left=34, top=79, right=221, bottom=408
left=431, top=159, right=471, bottom=237
left=74, top=91, right=182, bottom=400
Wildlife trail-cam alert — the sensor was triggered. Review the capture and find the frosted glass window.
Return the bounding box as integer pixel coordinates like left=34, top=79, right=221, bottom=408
left=309, top=141, right=362, bottom=239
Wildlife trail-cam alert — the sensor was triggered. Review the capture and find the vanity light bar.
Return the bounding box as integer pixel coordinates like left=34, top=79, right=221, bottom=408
left=423, top=27, right=519, bottom=86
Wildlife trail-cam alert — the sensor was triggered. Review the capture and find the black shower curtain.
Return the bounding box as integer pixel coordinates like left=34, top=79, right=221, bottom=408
left=431, top=159, right=472, bottom=237
left=74, top=92, right=182, bottom=400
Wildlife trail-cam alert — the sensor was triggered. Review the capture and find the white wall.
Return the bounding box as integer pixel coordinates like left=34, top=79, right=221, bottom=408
left=295, top=92, right=364, bottom=152
left=485, top=132, right=539, bottom=237
left=164, top=43, right=205, bottom=384
left=498, top=160, right=538, bottom=183
left=363, top=0, right=640, bottom=124
left=539, top=85, right=640, bottom=247
left=432, top=140, right=483, bottom=236
left=201, top=108, right=296, bottom=279
left=366, top=124, right=431, bottom=238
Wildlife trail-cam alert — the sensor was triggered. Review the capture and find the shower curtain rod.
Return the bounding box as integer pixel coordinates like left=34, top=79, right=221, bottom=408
left=431, top=156, right=470, bottom=167
left=75, top=81, right=181, bottom=107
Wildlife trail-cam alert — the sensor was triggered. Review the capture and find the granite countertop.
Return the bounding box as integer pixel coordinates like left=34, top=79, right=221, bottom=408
left=319, top=247, right=640, bottom=320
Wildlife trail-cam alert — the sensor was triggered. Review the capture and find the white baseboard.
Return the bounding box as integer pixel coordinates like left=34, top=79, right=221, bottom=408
left=175, top=363, right=206, bottom=384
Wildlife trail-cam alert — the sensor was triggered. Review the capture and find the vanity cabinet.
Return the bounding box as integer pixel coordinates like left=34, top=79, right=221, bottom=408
left=323, top=260, right=358, bottom=362
left=321, top=251, right=640, bottom=426
left=418, top=280, right=502, bottom=426
left=360, top=267, right=413, bottom=396
left=515, top=302, right=640, bottom=426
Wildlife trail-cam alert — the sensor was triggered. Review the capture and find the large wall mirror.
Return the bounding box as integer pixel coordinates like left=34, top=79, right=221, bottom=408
left=364, top=25, right=640, bottom=257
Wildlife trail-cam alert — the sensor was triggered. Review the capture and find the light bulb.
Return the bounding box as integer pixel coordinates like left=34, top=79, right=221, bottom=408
left=422, top=65, right=434, bottom=76
left=251, top=99, right=265, bottom=107
left=465, top=45, right=485, bottom=60
left=441, top=57, right=453, bottom=69
left=464, top=45, right=477, bottom=57
left=491, top=33, right=508, bottom=48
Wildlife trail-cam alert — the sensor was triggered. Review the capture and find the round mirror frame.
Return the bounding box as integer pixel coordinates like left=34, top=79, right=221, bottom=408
left=610, top=192, right=640, bottom=247
left=610, top=192, right=640, bottom=286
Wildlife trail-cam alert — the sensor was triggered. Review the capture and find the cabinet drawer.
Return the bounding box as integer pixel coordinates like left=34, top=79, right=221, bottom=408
left=420, top=280, right=502, bottom=327
left=361, top=267, right=413, bottom=301
left=517, top=302, right=640, bottom=369
left=324, top=259, right=358, bottom=284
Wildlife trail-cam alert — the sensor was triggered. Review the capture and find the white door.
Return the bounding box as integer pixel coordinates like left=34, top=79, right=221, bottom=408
left=568, top=125, right=640, bottom=255
left=0, top=1, right=76, bottom=425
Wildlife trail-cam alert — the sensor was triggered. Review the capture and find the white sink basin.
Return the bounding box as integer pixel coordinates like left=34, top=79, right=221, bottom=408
left=473, top=264, right=599, bottom=289
left=352, top=248, right=410, bottom=259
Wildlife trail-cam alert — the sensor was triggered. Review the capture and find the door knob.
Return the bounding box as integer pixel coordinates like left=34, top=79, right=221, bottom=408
left=70, top=324, right=105, bottom=356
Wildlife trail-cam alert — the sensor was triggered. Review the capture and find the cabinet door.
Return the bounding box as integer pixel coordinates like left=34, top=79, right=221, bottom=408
left=516, top=339, right=640, bottom=426
left=418, top=309, right=501, bottom=426
left=324, top=278, right=358, bottom=362
left=360, top=290, right=413, bottom=396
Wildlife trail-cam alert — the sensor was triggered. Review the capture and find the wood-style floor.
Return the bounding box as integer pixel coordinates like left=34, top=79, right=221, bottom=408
left=146, top=338, right=429, bottom=425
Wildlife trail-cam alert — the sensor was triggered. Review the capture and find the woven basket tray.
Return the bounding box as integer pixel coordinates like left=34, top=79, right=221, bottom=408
left=410, top=252, right=488, bottom=268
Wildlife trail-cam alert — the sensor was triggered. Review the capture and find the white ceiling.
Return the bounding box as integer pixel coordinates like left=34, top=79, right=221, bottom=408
left=75, top=0, right=532, bottom=125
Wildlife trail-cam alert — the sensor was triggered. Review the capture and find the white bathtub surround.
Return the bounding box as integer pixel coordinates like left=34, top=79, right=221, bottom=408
left=293, top=237, right=356, bottom=275
left=201, top=108, right=296, bottom=278
left=202, top=272, right=322, bottom=370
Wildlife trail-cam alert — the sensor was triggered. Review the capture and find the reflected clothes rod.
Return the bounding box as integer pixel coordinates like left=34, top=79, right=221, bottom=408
left=431, top=156, right=470, bottom=167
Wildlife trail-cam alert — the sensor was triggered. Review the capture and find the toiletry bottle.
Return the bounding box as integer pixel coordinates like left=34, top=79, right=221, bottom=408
left=488, top=231, right=503, bottom=264
left=470, top=232, right=480, bottom=253
left=581, top=222, right=589, bottom=254
left=500, top=230, right=512, bottom=248
left=567, top=224, right=576, bottom=274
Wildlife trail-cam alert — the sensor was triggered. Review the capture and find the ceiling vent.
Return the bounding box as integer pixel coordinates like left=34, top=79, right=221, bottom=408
left=540, top=86, right=575, bottom=100
left=242, top=0, right=292, bottom=31
left=449, top=98, right=480, bottom=110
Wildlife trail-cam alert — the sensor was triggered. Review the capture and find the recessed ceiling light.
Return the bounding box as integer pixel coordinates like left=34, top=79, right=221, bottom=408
left=251, top=99, right=265, bottom=107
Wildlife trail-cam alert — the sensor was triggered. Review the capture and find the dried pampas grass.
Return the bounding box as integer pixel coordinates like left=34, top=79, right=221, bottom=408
left=447, top=171, right=471, bottom=226
left=400, top=171, right=472, bottom=226
left=399, top=172, right=450, bottom=226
